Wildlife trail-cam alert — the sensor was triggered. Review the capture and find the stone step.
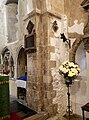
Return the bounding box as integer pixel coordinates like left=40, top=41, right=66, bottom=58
left=23, top=112, right=48, bottom=120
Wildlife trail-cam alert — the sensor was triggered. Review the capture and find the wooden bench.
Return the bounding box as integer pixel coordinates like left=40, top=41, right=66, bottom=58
left=81, top=103, right=89, bottom=120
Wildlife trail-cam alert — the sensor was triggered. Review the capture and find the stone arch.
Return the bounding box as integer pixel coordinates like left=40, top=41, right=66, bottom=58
left=1, top=47, right=10, bottom=70
left=17, top=46, right=27, bottom=78
left=1, top=47, right=15, bottom=78
left=1, top=46, right=10, bottom=56
left=69, top=37, right=83, bottom=62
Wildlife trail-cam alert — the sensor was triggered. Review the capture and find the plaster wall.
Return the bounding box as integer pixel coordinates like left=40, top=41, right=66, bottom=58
left=0, top=2, right=7, bottom=55
left=6, top=3, right=18, bottom=43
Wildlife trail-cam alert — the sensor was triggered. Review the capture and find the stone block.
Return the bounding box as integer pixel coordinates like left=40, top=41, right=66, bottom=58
left=45, top=104, right=57, bottom=117
left=48, top=60, right=56, bottom=68
left=44, top=82, right=53, bottom=90
left=44, top=98, right=52, bottom=106
left=43, top=76, right=53, bottom=83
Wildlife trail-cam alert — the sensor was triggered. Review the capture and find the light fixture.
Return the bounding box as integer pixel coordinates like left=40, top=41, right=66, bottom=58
left=60, top=33, right=71, bottom=48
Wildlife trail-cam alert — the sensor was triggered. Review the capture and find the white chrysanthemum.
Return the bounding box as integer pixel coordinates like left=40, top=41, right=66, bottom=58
left=59, top=66, right=64, bottom=70
left=62, top=68, right=68, bottom=73
left=59, top=66, right=68, bottom=73
left=58, top=61, right=80, bottom=80
left=74, top=65, right=78, bottom=68
left=68, top=62, right=75, bottom=67
left=68, top=71, right=75, bottom=77
left=71, top=68, right=78, bottom=75
left=76, top=67, right=80, bottom=72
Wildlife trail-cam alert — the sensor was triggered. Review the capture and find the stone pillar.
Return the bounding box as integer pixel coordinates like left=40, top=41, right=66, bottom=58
left=25, top=13, right=44, bottom=112
left=42, top=14, right=58, bottom=117
left=5, top=3, right=18, bottom=43
left=25, top=0, right=65, bottom=117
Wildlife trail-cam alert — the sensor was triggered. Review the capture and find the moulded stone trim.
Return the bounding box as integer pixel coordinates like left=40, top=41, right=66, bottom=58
left=23, top=8, right=41, bottom=21
left=42, top=9, right=62, bottom=19
left=69, top=37, right=82, bottom=62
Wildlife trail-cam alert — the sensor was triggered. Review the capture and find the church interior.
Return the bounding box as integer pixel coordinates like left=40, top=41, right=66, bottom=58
left=0, top=0, right=89, bottom=120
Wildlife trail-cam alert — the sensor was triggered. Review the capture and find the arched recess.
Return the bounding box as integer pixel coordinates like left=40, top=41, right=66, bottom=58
left=17, top=47, right=27, bottom=78
left=1, top=47, right=10, bottom=71
left=1, top=47, right=15, bottom=78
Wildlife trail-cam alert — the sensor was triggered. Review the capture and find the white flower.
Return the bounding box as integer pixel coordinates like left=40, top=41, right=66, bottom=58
left=59, top=66, right=63, bottom=70
left=68, top=62, right=75, bottom=67
left=76, top=67, right=80, bottom=72
left=68, top=71, right=75, bottom=77
left=58, top=61, right=80, bottom=81
left=71, top=68, right=78, bottom=75
left=62, top=68, right=68, bottom=73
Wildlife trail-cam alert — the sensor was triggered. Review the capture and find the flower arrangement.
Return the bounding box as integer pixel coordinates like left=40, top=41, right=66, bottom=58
left=58, top=61, right=80, bottom=83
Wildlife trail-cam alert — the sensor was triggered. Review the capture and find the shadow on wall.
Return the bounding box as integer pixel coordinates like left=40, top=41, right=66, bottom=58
left=71, top=80, right=86, bottom=95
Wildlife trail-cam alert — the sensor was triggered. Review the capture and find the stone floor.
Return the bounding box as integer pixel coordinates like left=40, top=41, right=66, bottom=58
left=10, top=96, right=84, bottom=120
left=10, top=100, right=37, bottom=119
left=47, top=114, right=82, bottom=120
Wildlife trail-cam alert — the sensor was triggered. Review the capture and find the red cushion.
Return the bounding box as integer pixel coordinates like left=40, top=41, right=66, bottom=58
left=5, top=112, right=22, bottom=120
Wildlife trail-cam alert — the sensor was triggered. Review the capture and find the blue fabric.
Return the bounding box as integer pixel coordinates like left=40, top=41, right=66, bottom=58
left=17, top=75, right=27, bottom=81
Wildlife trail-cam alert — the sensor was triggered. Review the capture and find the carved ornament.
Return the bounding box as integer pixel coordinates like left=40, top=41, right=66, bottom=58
left=26, top=20, right=34, bottom=34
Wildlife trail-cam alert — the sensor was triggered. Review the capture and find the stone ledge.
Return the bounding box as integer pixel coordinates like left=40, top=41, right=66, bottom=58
left=23, top=112, right=48, bottom=120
